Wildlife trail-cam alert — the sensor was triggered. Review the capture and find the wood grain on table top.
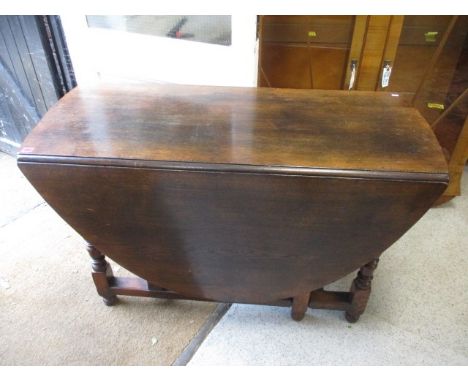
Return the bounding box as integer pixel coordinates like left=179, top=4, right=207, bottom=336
left=19, top=83, right=448, bottom=176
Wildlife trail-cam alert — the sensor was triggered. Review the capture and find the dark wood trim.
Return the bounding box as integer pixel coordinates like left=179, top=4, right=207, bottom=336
left=85, top=244, right=381, bottom=322
left=291, top=292, right=311, bottom=321
left=110, top=277, right=216, bottom=301
left=345, top=258, right=379, bottom=323
left=17, top=155, right=449, bottom=183
left=309, top=289, right=351, bottom=311
left=87, top=243, right=118, bottom=306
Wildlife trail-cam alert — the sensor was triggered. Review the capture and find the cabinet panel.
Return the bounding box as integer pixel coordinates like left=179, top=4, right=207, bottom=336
left=413, top=16, right=466, bottom=124
left=259, top=44, right=312, bottom=88
left=259, top=43, right=349, bottom=90
left=397, top=16, right=453, bottom=45
left=386, top=16, right=453, bottom=94
left=308, top=46, right=349, bottom=89
left=258, top=16, right=355, bottom=90
left=262, top=16, right=354, bottom=25
left=262, top=17, right=354, bottom=45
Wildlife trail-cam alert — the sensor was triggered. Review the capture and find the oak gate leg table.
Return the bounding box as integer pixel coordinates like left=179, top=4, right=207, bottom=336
left=17, top=84, right=448, bottom=322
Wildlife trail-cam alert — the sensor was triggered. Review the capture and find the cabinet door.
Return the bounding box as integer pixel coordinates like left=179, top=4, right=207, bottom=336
left=383, top=16, right=454, bottom=95
left=258, top=16, right=358, bottom=90
left=419, top=17, right=468, bottom=201
left=410, top=17, right=466, bottom=124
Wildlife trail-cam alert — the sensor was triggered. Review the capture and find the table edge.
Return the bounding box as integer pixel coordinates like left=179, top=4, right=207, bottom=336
left=17, top=154, right=449, bottom=184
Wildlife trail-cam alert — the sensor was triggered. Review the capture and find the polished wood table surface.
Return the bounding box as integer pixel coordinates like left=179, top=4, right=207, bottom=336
left=18, top=83, right=448, bottom=322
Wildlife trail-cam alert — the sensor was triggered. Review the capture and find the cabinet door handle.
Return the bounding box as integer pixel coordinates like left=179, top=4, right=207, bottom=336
left=349, top=59, right=357, bottom=90
left=424, top=31, right=439, bottom=42
left=381, top=60, right=392, bottom=88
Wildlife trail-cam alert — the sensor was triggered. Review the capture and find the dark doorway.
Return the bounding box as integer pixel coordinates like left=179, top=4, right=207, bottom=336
left=0, top=15, right=76, bottom=155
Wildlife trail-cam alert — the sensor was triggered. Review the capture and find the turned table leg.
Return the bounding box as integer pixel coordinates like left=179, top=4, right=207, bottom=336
left=345, top=258, right=379, bottom=323
left=291, top=292, right=311, bottom=321
left=86, top=243, right=118, bottom=306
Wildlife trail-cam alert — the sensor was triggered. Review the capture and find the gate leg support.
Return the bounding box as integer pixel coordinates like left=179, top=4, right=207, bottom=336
left=291, top=292, right=311, bottom=321
left=345, top=258, right=379, bottom=323
left=86, top=243, right=118, bottom=306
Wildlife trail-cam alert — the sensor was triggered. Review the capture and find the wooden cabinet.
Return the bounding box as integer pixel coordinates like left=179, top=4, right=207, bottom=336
left=258, top=15, right=459, bottom=94
left=258, top=15, right=468, bottom=204
left=258, top=15, right=400, bottom=91
left=386, top=16, right=453, bottom=94
left=258, top=16, right=355, bottom=90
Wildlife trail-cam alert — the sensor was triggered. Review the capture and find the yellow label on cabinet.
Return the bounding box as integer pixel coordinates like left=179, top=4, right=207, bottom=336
left=308, top=31, right=317, bottom=37
left=424, top=31, right=439, bottom=42
left=427, top=102, right=445, bottom=110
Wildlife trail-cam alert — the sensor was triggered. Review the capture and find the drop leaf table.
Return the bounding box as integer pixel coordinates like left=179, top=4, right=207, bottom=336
left=17, top=83, right=448, bottom=322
